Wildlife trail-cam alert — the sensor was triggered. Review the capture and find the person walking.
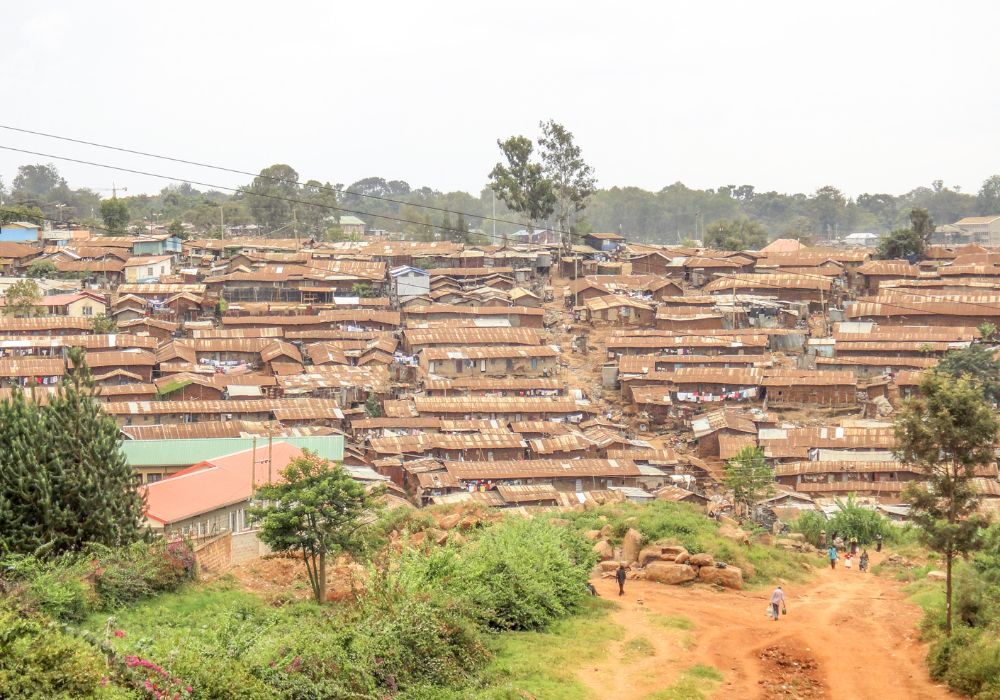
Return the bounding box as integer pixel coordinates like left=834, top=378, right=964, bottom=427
left=616, top=563, right=627, bottom=596
left=770, top=586, right=787, bottom=621
left=828, top=545, right=838, bottom=570
left=876, top=534, right=883, bottom=553
left=849, top=536, right=858, bottom=555
left=859, top=550, right=870, bottom=573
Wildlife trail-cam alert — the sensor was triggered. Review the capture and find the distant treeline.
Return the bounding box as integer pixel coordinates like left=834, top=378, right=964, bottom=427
left=5, top=161, right=1000, bottom=243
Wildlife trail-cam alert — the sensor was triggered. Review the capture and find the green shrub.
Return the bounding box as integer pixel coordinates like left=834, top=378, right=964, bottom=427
left=0, top=607, right=108, bottom=699
left=1, top=553, right=91, bottom=623
left=928, top=626, right=1000, bottom=699
left=790, top=511, right=827, bottom=547
left=91, top=540, right=195, bottom=609
left=826, top=495, right=894, bottom=545
left=455, top=517, right=596, bottom=631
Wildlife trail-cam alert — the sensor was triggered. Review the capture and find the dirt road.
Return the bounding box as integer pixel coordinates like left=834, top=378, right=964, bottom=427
left=585, top=553, right=956, bottom=699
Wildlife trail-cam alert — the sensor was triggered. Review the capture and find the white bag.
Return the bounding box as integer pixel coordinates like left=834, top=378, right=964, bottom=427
left=765, top=605, right=775, bottom=620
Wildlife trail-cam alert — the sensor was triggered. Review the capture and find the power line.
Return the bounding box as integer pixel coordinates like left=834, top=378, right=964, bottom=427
left=0, top=143, right=588, bottom=247
left=0, top=123, right=572, bottom=237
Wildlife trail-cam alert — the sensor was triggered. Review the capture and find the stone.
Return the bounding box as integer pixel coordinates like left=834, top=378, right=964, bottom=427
left=689, top=553, right=715, bottom=567
left=638, top=546, right=665, bottom=568
left=599, top=524, right=614, bottom=538
left=644, top=562, right=697, bottom=585
left=593, top=540, right=614, bottom=561
left=427, top=528, right=448, bottom=546
left=787, top=533, right=806, bottom=543
left=549, top=518, right=571, bottom=527
left=674, top=551, right=690, bottom=565
left=661, top=545, right=688, bottom=560
left=437, top=513, right=462, bottom=530
left=926, top=570, right=947, bottom=581
left=698, top=565, right=743, bottom=589
left=584, top=530, right=602, bottom=541
left=622, top=528, right=643, bottom=565
left=599, top=560, right=621, bottom=572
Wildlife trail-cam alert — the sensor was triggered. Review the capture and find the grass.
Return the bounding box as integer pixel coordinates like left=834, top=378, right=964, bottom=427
left=644, top=664, right=723, bottom=700
left=624, top=635, right=656, bottom=659
left=477, top=597, right=622, bottom=700
left=648, top=613, right=695, bottom=631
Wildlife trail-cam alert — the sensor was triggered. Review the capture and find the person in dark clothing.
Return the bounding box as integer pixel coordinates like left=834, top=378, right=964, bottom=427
left=876, top=534, right=883, bottom=553
left=616, top=563, right=627, bottom=596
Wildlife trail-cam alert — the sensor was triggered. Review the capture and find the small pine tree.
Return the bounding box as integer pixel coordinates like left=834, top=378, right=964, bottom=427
left=0, top=349, right=144, bottom=555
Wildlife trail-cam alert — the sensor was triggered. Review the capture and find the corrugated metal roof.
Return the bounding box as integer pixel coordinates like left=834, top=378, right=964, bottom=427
left=404, top=327, right=541, bottom=347
left=445, top=458, right=640, bottom=480
left=413, top=396, right=588, bottom=415
left=422, top=345, right=558, bottom=361
left=761, top=369, right=856, bottom=387
left=369, top=432, right=525, bottom=454
left=703, top=274, right=832, bottom=292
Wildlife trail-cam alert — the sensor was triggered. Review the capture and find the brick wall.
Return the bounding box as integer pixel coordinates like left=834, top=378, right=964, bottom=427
left=193, top=532, right=231, bottom=576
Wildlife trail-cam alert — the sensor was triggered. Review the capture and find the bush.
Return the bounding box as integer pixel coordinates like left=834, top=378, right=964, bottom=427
left=928, top=626, right=1000, bottom=699
left=0, top=607, right=109, bottom=699
left=455, top=517, right=596, bottom=631
left=92, top=540, right=196, bottom=609
left=1, top=553, right=91, bottom=623
left=790, top=511, right=827, bottom=547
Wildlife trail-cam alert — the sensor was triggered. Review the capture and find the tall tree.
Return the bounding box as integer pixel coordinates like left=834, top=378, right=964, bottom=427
left=2, top=278, right=43, bottom=317
left=11, top=163, right=66, bottom=200
left=99, top=197, right=130, bottom=234
left=244, top=164, right=300, bottom=233
left=976, top=175, right=1000, bottom=215
left=723, top=445, right=775, bottom=516
left=909, top=207, right=935, bottom=243
left=0, top=349, right=145, bottom=555
left=936, top=343, right=1000, bottom=403
left=704, top=217, right=768, bottom=250
left=249, top=452, right=381, bottom=604
left=488, top=135, right=555, bottom=233
left=894, top=373, right=998, bottom=636
left=537, top=120, right=596, bottom=246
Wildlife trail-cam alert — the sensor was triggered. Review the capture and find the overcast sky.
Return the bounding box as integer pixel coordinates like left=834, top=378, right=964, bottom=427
left=3, top=1, right=999, bottom=199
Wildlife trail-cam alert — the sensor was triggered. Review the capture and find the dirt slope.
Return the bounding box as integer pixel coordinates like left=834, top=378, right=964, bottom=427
left=586, top=552, right=956, bottom=700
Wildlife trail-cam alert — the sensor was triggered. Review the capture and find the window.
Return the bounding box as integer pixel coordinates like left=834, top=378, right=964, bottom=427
left=146, top=267, right=154, bottom=277
left=229, top=511, right=237, bottom=532
left=147, top=473, right=162, bottom=483
left=530, top=358, right=538, bottom=370
left=82, top=305, right=93, bottom=316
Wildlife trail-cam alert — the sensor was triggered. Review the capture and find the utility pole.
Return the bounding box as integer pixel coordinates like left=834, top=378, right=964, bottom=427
left=492, top=190, right=496, bottom=241
left=219, top=203, right=225, bottom=241
left=251, top=437, right=258, bottom=492
left=267, top=431, right=273, bottom=485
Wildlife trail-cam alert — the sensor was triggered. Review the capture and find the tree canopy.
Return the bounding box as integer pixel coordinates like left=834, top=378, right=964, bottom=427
left=99, top=197, right=130, bottom=234
left=936, top=343, right=1000, bottom=403
left=249, top=452, right=381, bottom=604
left=703, top=217, right=768, bottom=250
left=894, top=372, right=998, bottom=635
left=2, top=278, right=43, bottom=317
left=723, top=445, right=774, bottom=515
left=488, top=135, right=555, bottom=232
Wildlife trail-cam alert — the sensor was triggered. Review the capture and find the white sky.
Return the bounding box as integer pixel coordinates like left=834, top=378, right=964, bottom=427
left=3, top=1, right=999, bottom=198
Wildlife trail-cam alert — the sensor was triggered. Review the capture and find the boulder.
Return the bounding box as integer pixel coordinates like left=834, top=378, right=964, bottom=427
left=638, top=546, right=665, bottom=568
left=584, top=529, right=602, bottom=541
left=599, top=560, right=621, bottom=572
left=644, top=562, right=697, bottom=585
left=549, top=518, right=571, bottom=527
left=661, top=545, right=688, bottom=561
left=622, top=528, right=643, bottom=565
left=927, top=570, right=947, bottom=581
left=674, top=551, right=690, bottom=565
left=427, top=528, right=448, bottom=546
left=689, top=553, right=715, bottom=567
left=698, top=565, right=743, bottom=590
left=599, top=524, right=614, bottom=538
left=437, top=513, right=462, bottom=530
left=787, top=533, right=806, bottom=543
left=593, top=540, right=614, bottom=561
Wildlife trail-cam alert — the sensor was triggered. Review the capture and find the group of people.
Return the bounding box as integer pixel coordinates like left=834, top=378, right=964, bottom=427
left=826, top=532, right=881, bottom=573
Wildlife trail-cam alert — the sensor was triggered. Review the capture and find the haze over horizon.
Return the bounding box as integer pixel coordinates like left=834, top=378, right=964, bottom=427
left=3, top=0, right=999, bottom=198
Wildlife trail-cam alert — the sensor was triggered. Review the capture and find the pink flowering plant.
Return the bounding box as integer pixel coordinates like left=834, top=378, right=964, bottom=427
left=121, top=654, right=193, bottom=700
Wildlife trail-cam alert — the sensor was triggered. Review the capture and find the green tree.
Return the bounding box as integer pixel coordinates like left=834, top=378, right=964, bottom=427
left=894, top=373, right=998, bottom=636
left=704, top=217, right=768, bottom=250
left=876, top=228, right=925, bottom=260
left=249, top=452, right=381, bottom=604
left=978, top=322, right=998, bottom=344
left=488, top=135, right=555, bottom=232
left=99, top=197, right=130, bottom=234
left=723, top=445, right=774, bottom=516
left=90, top=313, right=117, bottom=334
left=976, top=175, right=1000, bottom=215
left=0, top=349, right=145, bottom=555
left=244, top=163, right=300, bottom=232
left=936, top=343, right=1000, bottom=403
left=909, top=207, right=935, bottom=243
left=538, top=119, right=596, bottom=244
left=0, top=203, right=45, bottom=226
left=167, top=219, right=187, bottom=239
left=3, top=278, right=43, bottom=317
left=11, top=163, right=65, bottom=199
left=350, top=283, right=377, bottom=298
left=365, top=393, right=383, bottom=418
left=25, top=260, right=57, bottom=279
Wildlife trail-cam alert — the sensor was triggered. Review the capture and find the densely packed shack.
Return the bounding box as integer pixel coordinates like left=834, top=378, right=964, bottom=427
left=3, top=227, right=1000, bottom=563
